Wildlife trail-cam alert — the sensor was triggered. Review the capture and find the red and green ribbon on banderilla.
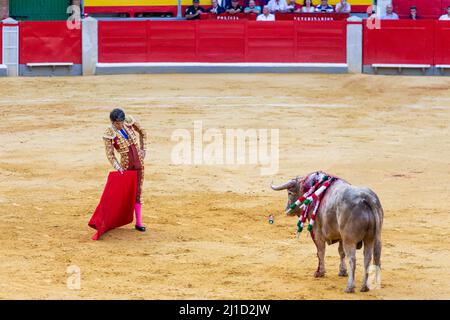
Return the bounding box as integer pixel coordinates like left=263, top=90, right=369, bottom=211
left=285, top=175, right=336, bottom=234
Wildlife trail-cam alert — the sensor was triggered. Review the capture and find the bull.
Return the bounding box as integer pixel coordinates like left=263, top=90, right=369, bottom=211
left=271, top=171, right=383, bottom=293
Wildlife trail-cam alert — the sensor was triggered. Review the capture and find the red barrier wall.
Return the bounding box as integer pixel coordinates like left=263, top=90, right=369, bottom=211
left=363, top=20, right=435, bottom=65
left=0, top=24, right=2, bottom=65
left=435, top=21, right=450, bottom=65
left=19, top=21, right=82, bottom=64
left=98, top=20, right=346, bottom=63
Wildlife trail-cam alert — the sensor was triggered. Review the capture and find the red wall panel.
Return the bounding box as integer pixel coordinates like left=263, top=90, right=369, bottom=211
left=98, top=20, right=147, bottom=63
left=19, top=21, right=82, bottom=64
left=0, top=24, right=2, bottom=65
left=147, top=21, right=196, bottom=61
left=363, top=20, right=435, bottom=65
left=296, top=21, right=347, bottom=63
left=196, top=20, right=246, bottom=62
left=247, top=21, right=296, bottom=62
left=98, top=20, right=347, bottom=64
left=435, top=21, right=450, bottom=65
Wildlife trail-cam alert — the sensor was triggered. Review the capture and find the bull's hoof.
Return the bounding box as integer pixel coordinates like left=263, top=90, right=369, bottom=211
left=338, top=270, right=348, bottom=277
left=344, top=286, right=355, bottom=293
left=360, top=285, right=370, bottom=292
left=314, top=270, right=325, bottom=278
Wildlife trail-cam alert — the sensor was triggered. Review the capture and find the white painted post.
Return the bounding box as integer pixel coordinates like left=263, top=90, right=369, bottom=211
left=82, top=16, right=98, bottom=76
left=1, top=17, right=19, bottom=77
left=0, top=20, right=3, bottom=76
left=346, top=16, right=363, bottom=74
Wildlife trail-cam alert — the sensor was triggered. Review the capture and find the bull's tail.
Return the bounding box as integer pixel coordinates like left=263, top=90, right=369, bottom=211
left=361, top=189, right=384, bottom=268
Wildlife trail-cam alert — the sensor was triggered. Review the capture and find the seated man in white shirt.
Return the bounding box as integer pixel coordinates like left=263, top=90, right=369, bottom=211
left=315, top=0, right=334, bottom=13
left=257, top=5, right=276, bottom=20
left=267, top=0, right=288, bottom=13
left=335, top=0, right=351, bottom=13
left=439, top=6, right=450, bottom=20
left=380, top=4, right=399, bottom=20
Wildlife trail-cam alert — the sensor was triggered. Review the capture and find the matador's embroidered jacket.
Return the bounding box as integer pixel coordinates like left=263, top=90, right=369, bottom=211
left=103, top=115, right=147, bottom=171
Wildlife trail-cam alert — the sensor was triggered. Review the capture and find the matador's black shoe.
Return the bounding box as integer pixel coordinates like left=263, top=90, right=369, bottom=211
left=135, top=225, right=146, bottom=232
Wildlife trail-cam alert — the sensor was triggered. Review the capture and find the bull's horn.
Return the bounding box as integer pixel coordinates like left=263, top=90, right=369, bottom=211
left=270, top=179, right=296, bottom=191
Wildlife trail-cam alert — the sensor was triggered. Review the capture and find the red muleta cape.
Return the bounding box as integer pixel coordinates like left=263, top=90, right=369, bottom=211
left=88, top=171, right=137, bottom=240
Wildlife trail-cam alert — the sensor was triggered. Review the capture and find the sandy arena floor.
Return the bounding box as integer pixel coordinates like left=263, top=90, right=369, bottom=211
left=0, top=73, right=449, bottom=299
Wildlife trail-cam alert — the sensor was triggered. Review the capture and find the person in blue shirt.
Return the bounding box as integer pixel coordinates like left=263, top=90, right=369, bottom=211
left=315, top=0, right=334, bottom=13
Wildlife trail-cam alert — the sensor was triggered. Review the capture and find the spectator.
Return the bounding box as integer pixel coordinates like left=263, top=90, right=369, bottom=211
left=227, top=0, right=244, bottom=14
left=245, top=0, right=269, bottom=7
left=222, top=1, right=248, bottom=9
left=335, top=0, right=351, bottom=14
left=245, top=0, right=262, bottom=14
left=208, top=0, right=226, bottom=14
left=267, top=0, right=288, bottom=13
left=315, top=0, right=334, bottom=13
left=286, top=0, right=301, bottom=13
left=257, top=5, right=276, bottom=20
left=380, top=4, right=399, bottom=20
left=301, top=0, right=315, bottom=13
left=409, top=6, right=419, bottom=20
left=439, top=6, right=450, bottom=20
left=368, top=7, right=376, bottom=19
left=185, top=0, right=205, bottom=20
left=219, top=0, right=230, bottom=7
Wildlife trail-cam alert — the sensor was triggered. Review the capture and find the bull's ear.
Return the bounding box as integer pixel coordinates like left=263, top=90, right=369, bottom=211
left=289, top=176, right=303, bottom=192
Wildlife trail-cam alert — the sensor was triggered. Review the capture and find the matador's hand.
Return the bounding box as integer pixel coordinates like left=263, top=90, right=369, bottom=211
left=114, top=163, right=124, bottom=174
left=140, top=149, right=146, bottom=159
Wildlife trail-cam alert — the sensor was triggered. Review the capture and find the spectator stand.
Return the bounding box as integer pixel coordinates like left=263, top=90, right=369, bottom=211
left=83, top=1, right=373, bottom=18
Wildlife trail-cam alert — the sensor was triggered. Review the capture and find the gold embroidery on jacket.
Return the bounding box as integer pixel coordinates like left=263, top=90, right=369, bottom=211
left=103, top=115, right=147, bottom=170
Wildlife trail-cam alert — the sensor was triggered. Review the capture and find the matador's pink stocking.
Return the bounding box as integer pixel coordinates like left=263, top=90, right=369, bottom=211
left=135, top=203, right=143, bottom=227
